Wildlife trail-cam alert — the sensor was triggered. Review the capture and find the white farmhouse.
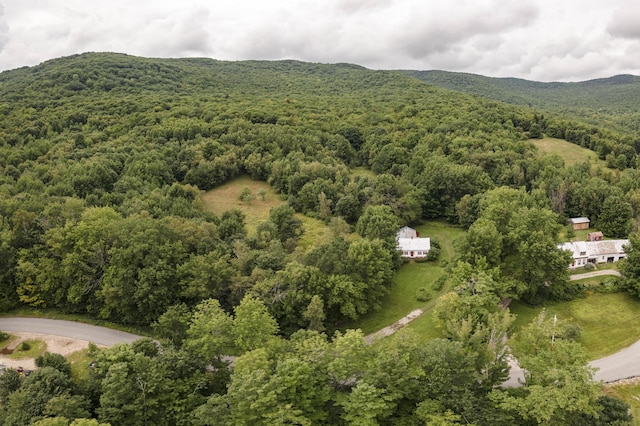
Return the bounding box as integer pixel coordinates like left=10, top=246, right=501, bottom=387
left=558, top=239, right=629, bottom=269
left=396, top=226, right=431, bottom=259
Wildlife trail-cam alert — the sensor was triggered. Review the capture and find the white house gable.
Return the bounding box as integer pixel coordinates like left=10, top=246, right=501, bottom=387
left=396, top=227, right=430, bottom=259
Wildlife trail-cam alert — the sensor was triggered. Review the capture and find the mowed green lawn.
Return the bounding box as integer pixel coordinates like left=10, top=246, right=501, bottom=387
left=510, top=292, right=640, bottom=359
left=346, top=221, right=464, bottom=335
left=530, top=137, right=606, bottom=167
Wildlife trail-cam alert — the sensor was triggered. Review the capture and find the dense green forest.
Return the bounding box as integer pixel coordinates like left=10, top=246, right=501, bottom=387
left=404, top=70, right=640, bottom=135
left=1, top=52, right=640, bottom=424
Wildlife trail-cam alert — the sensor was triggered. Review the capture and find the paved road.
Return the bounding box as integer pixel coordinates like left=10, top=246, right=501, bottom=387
left=505, top=344, right=640, bottom=387
left=3, top=316, right=639, bottom=385
left=0, top=318, right=142, bottom=346
left=570, top=270, right=622, bottom=280
left=590, top=338, right=640, bottom=383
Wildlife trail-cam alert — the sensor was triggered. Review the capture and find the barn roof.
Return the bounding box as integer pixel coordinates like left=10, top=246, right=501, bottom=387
left=569, top=217, right=590, bottom=224
left=558, top=239, right=628, bottom=258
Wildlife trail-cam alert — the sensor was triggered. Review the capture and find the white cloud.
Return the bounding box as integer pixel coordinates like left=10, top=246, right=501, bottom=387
left=607, top=2, right=640, bottom=39
left=0, top=2, right=9, bottom=54
left=0, top=0, right=638, bottom=81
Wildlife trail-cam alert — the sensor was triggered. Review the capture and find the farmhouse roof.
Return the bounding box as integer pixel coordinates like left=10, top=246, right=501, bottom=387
left=397, top=237, right=431, bottom=252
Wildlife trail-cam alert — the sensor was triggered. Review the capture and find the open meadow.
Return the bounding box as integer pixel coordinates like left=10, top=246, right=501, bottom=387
left=201, top=175, right=285, bottom=233
left=531, top=137, right=612, bottom=170
left=201, top=174, right=335, bottom=249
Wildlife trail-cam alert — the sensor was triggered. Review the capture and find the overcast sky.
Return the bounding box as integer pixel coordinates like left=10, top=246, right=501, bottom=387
left=1, top=0, right=638, bottom=82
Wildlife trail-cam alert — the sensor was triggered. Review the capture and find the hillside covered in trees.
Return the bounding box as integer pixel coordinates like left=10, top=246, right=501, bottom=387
left=404, top=70, right=640, bottom=135
left=1, top=53, right=640, bottom=424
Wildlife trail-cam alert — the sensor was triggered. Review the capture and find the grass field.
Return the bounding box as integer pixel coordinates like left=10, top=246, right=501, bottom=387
left=510, top=292, right=640, bottom=359
left=346, top=221, right=464, bottom=335
left=530, top=137, right=610, bottom=169
left=201, top=175, right=285, bottom=234
left=201, top=175, right=335, bottom=248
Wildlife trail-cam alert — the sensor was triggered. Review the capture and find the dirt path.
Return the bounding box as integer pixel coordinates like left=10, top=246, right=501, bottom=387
left=365, top=309, right=423, bottom=344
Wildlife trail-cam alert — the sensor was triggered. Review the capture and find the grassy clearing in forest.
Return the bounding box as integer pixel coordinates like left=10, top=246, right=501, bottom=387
left=201, top=175, right=340, bottom=248
left=201, top=175, right=285, bottom=234
left=347, top=221, right=464, bottom=336
left=530, top=137, right=610, bottom=169
left=510, top=292, right=640, bottom=359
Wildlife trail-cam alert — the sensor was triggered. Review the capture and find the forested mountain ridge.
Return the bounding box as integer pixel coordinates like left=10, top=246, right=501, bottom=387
left=404, top=69, right=640, bottom=133
left=0, top=52, right=427, bottom=99
left=0, top=52, right=639, bottom=424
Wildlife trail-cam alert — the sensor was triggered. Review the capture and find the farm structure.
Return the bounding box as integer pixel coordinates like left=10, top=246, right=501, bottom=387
left=588, top=231, right=604, bottom=242
left=558, top=239, right=629, bottom=269
left=569, top=217, right=590, bottom=231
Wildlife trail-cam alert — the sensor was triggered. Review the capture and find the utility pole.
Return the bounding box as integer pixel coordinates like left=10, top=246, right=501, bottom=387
left=551, top=314, right=557, bottom=350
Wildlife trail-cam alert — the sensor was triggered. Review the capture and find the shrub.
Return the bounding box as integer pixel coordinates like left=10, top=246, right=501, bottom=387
left=425, top=238, right=441, bottom=261
left=560, top=323, right=582, bottom=340
left=87, top=342, right=99, bottom=356
left=238, top=187, right=254, bottom=203
left=433, top=275, right=447, bottom=292
left=415, top=287, right=433, bottom=302
left=583, top=263, right=595, bottom=270
left=549, top=281, right=586, bottom=301
left=19, top=341, right=31, bottom=351
left=0, top=331, right=9, bottom=342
